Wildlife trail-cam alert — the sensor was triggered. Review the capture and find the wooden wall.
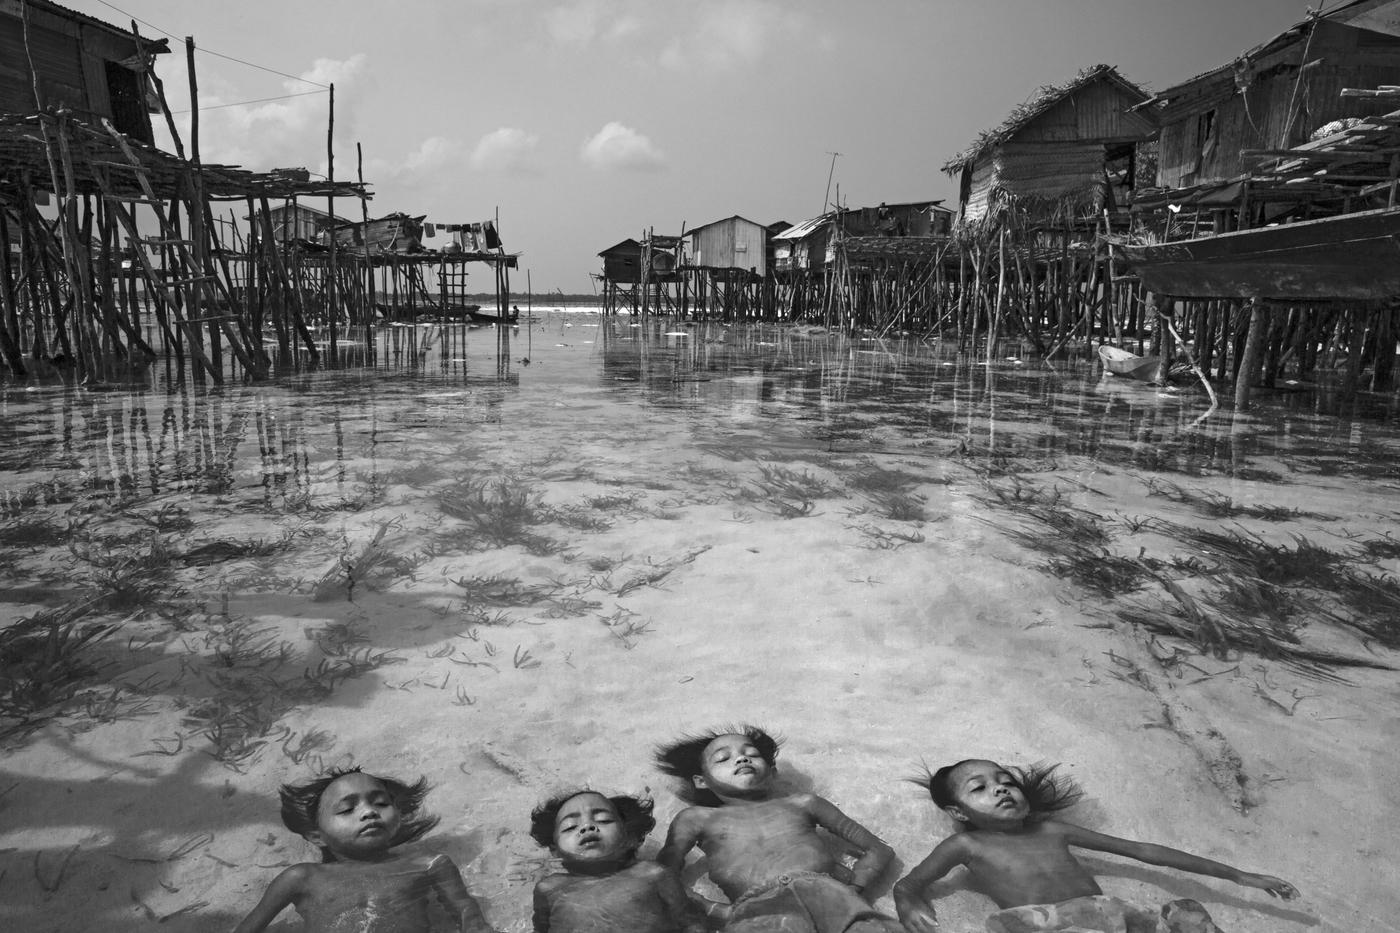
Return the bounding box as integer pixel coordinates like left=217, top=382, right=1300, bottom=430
left=599, top=241, right=642, bottom=283
left=0, top=1, right=155, bottom=142
left=1158, top=21, right=1400, bottom=188
left=958, top=73, right=1155, bottom=223
left=690, top=217, right=767, bottom=275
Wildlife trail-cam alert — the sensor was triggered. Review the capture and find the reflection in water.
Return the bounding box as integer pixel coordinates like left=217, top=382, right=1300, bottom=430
left=0, top=313, right=1397, bottom=930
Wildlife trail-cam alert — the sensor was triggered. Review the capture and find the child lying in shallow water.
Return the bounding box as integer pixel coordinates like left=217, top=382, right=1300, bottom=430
left=233, top=767, right=496, bottom=933
left=893, top=759, right=1297, bottom=933
left=529, top=789, right=703, bottom=933
left=655, top=724, right=903, bottom=933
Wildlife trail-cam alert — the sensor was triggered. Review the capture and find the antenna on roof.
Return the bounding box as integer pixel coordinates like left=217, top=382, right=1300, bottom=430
left=823, top=151, right=841, bottom=214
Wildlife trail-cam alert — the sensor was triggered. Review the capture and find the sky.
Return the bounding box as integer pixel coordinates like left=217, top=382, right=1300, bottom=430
left=69, top=0, right=1329, bottom=294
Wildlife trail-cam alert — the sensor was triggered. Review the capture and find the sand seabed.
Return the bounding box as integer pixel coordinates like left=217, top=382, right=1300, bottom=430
left=1, top=312, right=1397, bottom=932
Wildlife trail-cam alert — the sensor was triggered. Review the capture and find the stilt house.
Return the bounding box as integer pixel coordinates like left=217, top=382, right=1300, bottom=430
left=944, top=64, right=1157, bottom=225
left=686, top=215, right=768, bottom=278
left=772, top=214, right=831, bottom=275
left=0, top=0, right=168, bottom=144
left=598, top=238, right=643, bottom=284
left=1151, top=0, right=1400, bottom=189
left=253, top=202, right=350, bottom=246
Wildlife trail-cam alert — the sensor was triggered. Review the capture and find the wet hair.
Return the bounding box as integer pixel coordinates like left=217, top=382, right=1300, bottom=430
left=279, top=766, right=439, bottom=862
left=654, top=724, right=782, bottom=806
left=528, top=789, right=656, bottom=850
left=913, top=759, right=1083, bottom=823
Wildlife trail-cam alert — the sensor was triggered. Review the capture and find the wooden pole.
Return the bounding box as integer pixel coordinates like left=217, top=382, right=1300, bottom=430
left=1234, top=297, right=1266, bottom=410
left=327, top=82, right=338, bottom=360
left=358, top=141, right=373, bottom=348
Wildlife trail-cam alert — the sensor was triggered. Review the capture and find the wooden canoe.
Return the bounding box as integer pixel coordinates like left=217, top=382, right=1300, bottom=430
left=1098, top=344, right=1165, bottom=384
left=1113, top=207, right=1400, bottom=301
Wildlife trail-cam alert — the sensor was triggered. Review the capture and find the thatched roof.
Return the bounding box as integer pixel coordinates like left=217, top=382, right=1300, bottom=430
left=942, top=64, right=1148, bottom=175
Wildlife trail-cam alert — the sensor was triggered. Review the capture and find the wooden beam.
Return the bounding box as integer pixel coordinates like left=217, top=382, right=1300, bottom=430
left=1341, top=88, right=1400, bottom=99
left=1243, top=148, right=1390, bottom=162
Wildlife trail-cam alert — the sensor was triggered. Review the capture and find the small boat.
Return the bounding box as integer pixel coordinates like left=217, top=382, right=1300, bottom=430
left=1113, top=207, right=1400, bottom=301
left=466, top=305, right=520, bottom=325
left=1098, top=344, right=1165, bottom=384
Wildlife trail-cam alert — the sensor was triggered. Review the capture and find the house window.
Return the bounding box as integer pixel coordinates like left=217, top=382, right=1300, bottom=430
left=1197, top=108, right=1217, bottom=158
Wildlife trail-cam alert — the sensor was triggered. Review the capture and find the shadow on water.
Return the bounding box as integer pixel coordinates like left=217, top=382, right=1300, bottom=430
left=1, top=314, right=1397, bottom=926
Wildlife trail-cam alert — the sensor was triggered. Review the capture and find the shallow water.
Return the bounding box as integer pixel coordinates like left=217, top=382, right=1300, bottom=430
left=2, top=312, right=1398, bottom=932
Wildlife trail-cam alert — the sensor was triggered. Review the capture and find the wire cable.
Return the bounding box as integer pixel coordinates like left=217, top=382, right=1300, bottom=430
left=89, top=0, right=331, bottom=88
left=169, top=89, right=326, bottom=114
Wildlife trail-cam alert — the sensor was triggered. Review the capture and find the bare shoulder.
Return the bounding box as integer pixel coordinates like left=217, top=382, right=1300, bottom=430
left=672, top=805, right=716, bottom=829
left=417, top=851, right=463, bottom=873
left=1033, top=819, right=1082, bottom=839
left=632, top=860, right=672, bottom=880
left=266, top=861, right=319, bottom=897
left=275, top=862, right=318, bottom=886
left=931, top=832, right=975, bottom=857
left=535, top=872, right=571, bottom=895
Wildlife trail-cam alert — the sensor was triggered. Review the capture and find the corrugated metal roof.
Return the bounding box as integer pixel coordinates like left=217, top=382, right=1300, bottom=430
left=772, top=214, right=833, bottom=240
left=685, top=214, right=766, bottom=236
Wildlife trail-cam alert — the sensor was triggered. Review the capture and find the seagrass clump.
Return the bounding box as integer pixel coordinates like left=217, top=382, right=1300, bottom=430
left=437, top=478, right=560, bottom=553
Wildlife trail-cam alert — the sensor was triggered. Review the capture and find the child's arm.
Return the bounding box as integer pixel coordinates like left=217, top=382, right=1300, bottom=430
left=231, top=865, right=310, bottom=933
left=652, top=863, right=710, bottom=933
left=656, top=808, right=704, bottom=873
left=1057, top=823, right=1298, bottom=899
left=532, top=877, right=559, bottom=933
left=804, top=795, right=894, bottom=896
left=656, top=810, right=730, bottom=925
left=892, top=837, right=970, bottom=933
left=426, top=854, right=497, bottom=933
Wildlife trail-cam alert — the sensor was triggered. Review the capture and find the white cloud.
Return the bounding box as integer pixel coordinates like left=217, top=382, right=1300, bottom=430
left=606, top=15, right=642, bottom=42
left=544, top=0, right=605, bottom=46
left=404, top=136, right=464, bottom=173
left=543, top=0, right=643, bottom=47
left=660, top=0, right=791, bottom=70
left=470, top=127, right=541, bottom=173
left=152, top=54, right=368, bottom=176
left=580, top=122, right=665, bottom=172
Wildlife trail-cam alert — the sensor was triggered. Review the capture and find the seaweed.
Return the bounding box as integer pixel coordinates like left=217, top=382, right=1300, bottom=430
left=181, top=534, right=294, bottom=566
left=438, top=478, right=559, bottom=552
left=452, top=574, right=562, bottom=606
left=736, top=463, right=837, bottom=519
left=858, top=490, right=929, bottom=522
left=599, top=608, right=653, bottom=649
left=849, top=524, right=927, bottom=550
left=0, top=515, right=72, bottom=550
left=69, top=533, right=179, bottom=610
left=1161, top=523, right=1348, bottom=587
left=0, top=598, right=114, bottom=739
left=312, top=521, right=424, bottom=602
left=1044, top=546, right=1150, bottom=598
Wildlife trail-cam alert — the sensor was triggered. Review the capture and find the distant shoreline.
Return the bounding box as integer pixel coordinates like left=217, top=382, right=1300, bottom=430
left=464, top=293, right=599, bottom=306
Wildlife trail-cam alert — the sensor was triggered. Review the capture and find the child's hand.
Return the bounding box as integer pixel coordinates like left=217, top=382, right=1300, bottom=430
left=1238, top=873, right=1298, bottom=899
left=896, top=901, right=939, bottom=933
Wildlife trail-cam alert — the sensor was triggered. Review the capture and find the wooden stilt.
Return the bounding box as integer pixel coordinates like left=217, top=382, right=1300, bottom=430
left=1235, top=297, right=1267, bottom=410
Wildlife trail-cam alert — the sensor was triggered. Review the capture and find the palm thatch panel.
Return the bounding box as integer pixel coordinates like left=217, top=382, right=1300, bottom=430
left=943, top=64, right=1154, bottom=176
left=962, top=142, right=1107, bottom=224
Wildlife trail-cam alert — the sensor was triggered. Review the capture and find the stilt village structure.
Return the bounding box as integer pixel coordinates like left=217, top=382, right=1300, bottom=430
left=596, top=0, right=1400, bottom=407
left=0, top=0, right=517, bottom=386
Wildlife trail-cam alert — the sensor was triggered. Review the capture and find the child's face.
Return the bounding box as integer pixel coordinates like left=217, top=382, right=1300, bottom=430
left=694, top=733, right=773, bottom=799
left=945, top=760, right=1029, bottom=827
left=307, top=772, right=404, bottom=859
left=552, top=792, right=632, bottom=864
